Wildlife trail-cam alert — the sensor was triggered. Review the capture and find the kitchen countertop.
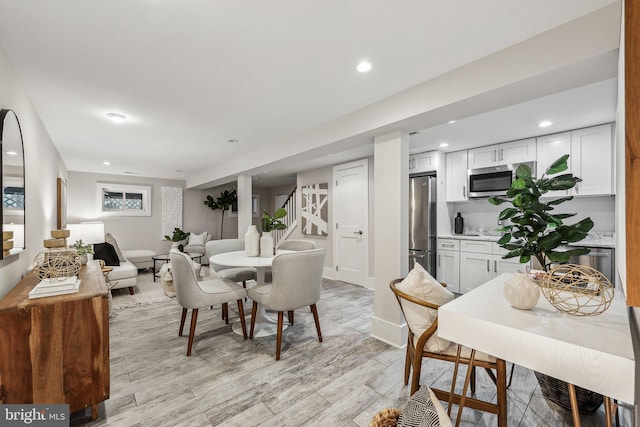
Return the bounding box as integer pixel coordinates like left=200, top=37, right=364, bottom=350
left=438, top=232, right=615, bottom=249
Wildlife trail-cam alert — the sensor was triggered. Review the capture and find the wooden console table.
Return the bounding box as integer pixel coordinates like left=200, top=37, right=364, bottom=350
left=0, top=261, right=110, bottom=420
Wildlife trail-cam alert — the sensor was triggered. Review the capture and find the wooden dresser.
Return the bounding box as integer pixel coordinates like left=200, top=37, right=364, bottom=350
left=0, top=260, right=110, bottom=419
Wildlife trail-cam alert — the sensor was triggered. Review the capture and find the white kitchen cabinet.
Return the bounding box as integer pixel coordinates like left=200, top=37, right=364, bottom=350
left=458, top=239, right=527, bottom=293
left=536, top=131, right=572, bottom=197
left=409, top=151, right=437, bottom=174
left=468, top=138, right=536, bottom=169
left=445, top=150, right=468, bottom=202
left=571, top=123, right=613, bottom=196
left=436, top=239, right=460, bottom=293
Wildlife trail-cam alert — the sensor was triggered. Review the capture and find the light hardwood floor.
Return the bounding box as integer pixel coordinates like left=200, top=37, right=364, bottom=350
left=71, top=272, right=632, bottom=426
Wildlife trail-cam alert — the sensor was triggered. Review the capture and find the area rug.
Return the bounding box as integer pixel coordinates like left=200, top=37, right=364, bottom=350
left=111, top=271, right=172, bottom=310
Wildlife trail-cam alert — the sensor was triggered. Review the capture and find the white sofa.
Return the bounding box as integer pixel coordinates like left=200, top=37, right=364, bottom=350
left=100, top=233, right=138, bottom=294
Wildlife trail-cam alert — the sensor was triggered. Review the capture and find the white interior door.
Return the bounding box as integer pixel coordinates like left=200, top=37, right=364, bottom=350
left=333, top=159, right=368, bottom=286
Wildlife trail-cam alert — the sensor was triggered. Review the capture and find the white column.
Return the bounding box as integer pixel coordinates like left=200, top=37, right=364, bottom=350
left=236, top=175, right=252, bottom=238
left=371, top=131, right=409, bottom=348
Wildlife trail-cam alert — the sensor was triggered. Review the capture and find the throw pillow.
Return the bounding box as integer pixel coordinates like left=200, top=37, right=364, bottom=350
left=105, top=232, right=125, bottom=262
left=187, top=231, right=207, bottom=247
left=396, top=263, right=454, bottom=353
left=93, top=242, right=121, bottom=266
left=397, top=386, right=451, bottom=427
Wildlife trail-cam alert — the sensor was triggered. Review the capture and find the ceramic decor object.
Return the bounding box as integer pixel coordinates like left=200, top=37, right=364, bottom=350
left=504, top=271, right=540, bottom=310
left=245, top=225, right=260, bottom=257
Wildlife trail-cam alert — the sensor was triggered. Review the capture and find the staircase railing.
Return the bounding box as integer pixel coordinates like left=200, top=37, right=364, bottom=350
left=273, top=188, right=297, bottom=246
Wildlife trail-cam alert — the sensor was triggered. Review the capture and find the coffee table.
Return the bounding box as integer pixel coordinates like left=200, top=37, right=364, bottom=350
left=152, top=252, right=203, bottom=282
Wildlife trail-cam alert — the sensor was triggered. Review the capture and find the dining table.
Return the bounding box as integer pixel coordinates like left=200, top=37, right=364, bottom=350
left=209, top=250, right=294, bottom=337
left=438, top=273, right=634, bottom=427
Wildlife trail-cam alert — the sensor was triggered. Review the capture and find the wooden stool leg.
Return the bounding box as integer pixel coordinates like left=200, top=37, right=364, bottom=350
left=91, top=404, right=99, bottom=420
left=448, top=344, right=462, bottom=416
left=455, top=349, right=476, bottom=427
left=568, top=383, right=581, bottom=427
left=604, top=396, right=613, bottom=427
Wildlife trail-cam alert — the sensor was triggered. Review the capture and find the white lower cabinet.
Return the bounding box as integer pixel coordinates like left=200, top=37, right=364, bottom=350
left=438, top=237, right=527, bottom=294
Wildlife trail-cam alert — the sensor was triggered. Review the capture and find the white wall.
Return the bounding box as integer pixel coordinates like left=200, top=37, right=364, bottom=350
left=0, top=48, right=68, bottom=298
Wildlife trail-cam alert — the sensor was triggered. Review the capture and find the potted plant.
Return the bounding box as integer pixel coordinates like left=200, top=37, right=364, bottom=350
left=488, top=154, right=601, bottom=412
left=259, top=208, right=287, bottom=257
left=204, top=188, right=237, bottom=239
left=70, top=239, right=93, bottom=264
left=164, top=227, right=190, bottom=249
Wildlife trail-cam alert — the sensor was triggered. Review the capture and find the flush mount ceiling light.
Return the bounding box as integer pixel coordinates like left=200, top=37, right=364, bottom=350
left=538, top=120, right=553, bottom=128
left=103, top=161, right=111, bottom=166
left=447, top=120, right=456, bottom=124
left=106, top=112, right=126, bottom=123
left=439, top=142, right=449, bottom=148
left=357, top=61, right=372, bottom=73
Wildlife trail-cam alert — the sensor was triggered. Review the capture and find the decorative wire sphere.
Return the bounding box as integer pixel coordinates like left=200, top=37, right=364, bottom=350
left=541, top=264, right=614, bottom=316
left=32, top=248, right=81, bottom=281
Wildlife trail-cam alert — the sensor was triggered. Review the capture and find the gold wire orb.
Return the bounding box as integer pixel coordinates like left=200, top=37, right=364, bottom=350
left=32, top=248, right=81, bottom=280
left=541, top=264, right=614, bottom=316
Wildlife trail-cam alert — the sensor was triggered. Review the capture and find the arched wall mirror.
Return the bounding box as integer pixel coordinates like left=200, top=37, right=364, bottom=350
left=1, top=109, right=25, bottom=259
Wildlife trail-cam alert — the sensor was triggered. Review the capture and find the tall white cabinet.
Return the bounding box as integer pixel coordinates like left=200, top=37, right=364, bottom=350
left=445, top=150, right=468, bottom=202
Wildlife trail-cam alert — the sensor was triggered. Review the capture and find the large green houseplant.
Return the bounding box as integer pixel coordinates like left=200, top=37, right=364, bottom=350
left=261, top=207, right=287, bottom=233
left=204, top=188, right=237, bottom=239
left=489, top=154, right=601, bottom=412
left=488, top=155, right=594, bottom=270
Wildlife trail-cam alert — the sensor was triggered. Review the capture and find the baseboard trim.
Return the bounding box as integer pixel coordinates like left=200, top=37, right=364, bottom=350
left=365, top=277, right=375, bottom=290
left=370, top=316, right=407, bottom=349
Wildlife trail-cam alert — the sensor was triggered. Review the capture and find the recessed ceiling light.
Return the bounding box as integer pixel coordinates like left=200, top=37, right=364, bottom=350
left=107, top=112, right=126, bottom=122
left=439, top=142, right=449, bottom=148
left=357, top=61, right=372, bottom=73
left=103, top=161, right=111, bottom=166
left=447, top=120, right=456, bottom=124
left=5, top=150, right=17, bottom=156
left=538, top=120, right=552, bottom=128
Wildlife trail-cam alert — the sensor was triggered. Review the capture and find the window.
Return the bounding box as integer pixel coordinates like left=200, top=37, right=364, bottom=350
left=3, top=186, right=25, bottom=209
left=96, top=183, right=151, bottom=216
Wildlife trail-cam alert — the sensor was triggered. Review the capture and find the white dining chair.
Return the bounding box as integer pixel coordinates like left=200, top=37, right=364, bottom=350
left=170, top=249, right=248, bottom=356
left=248, top=248, right=325, bottom=360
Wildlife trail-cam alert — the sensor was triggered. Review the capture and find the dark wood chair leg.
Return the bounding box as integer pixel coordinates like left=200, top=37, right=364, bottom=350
left=276, top=311, right=284, bottom=360
left=249, top=301, right=258, bottom=339
left=310, top=304, right=322, bottom=342
left=222, top=303, right=229, bottom=324
left=496, top=359, right=508, bottom=427
left=128, top=287, right=135, bottom=295
left=455, top=350, right=476, bottom=427
left=403, top=337, right=411, bottom=385
left=288, top=310, right=294, bottom=325
left=186, top=309, right=199, bottom=356
left=471, top=365, right=476, bottom=393
left=236, top=299, right=247, bottom=339
left=179, top=307, right=187, bottom=336
left=410, top=346, right=422, bottom=395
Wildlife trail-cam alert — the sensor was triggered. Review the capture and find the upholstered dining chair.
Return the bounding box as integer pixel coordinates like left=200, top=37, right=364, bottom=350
left=170, top=249, right=248, bottom=356
left=248, top=248, right=325, bottom=360
left=390, top=278, right=507, bottom=427
left=206, top=239, right=258, bottom=321
left=264, top=239, right=317, bottom=282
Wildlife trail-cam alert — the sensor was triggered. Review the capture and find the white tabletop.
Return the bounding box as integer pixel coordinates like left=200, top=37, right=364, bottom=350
left=438, top=273, right=635, bottom=403
left=209, top=250, right=294, bottom=269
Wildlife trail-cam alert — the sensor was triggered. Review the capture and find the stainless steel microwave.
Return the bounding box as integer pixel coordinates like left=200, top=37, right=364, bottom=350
left=467, top=162, right=536, bottom=198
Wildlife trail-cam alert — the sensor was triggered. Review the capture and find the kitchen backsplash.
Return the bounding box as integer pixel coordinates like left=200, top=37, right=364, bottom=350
left=449, top=195, right=615, bottom=235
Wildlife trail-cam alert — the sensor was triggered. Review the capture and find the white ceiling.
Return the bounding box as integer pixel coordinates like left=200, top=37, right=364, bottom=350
left=0, top=1, right=620, bottom=188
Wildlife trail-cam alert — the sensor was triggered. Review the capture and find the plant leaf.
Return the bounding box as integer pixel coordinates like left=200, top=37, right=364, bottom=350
left=515, top=163, right=532, bottom=179
left=497, top=233, right=511, bottom=245
left=545, top=155, right=569, bottom=175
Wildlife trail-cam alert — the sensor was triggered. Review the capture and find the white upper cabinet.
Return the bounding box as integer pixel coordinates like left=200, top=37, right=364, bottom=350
left=468, top=138, right=536, bottom=169
left=571, top=124, right=613, bottom=196
left=536, top=131, right=572, bottom=197
left=409, top=151, right=437, bottom=174
left=446, top=150, right=468, bottom=202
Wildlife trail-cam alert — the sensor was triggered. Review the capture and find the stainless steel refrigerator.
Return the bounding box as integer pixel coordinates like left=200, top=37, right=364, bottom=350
left=409, top=174, right=437, bottom=275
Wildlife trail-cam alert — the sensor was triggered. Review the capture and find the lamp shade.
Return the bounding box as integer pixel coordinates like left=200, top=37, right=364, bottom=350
left=67, top=222, right=105, bottom=245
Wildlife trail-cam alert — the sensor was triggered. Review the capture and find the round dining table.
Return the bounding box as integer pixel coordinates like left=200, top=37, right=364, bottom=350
left=209, top=250, right=294, bottom=337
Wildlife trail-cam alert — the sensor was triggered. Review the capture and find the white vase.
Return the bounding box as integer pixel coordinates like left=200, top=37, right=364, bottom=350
left=245, top=225, right=260, bottom=257
left=260, top=231, right=274, bottom=258
left=504, top=271, right=540, bottom=310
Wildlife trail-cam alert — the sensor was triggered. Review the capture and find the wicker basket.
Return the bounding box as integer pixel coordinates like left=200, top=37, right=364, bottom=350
left=534, top=371, right=603, bottom=413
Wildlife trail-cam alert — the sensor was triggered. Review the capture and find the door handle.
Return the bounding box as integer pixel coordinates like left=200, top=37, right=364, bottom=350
left=353, top=230, right=363, bottom=235
left=438, top=254, right=441, bottom=267
left=500, top=148, right=504, bottom=161
left=486, top=260, right=490, bottom=272
left=494, top=260, right=497, bottom=273
left=463, top=185, right=466, bottom=197
left=409, top=254, right=425, bottom=259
